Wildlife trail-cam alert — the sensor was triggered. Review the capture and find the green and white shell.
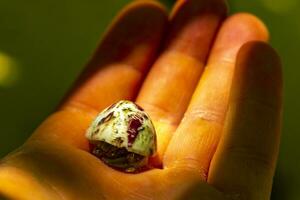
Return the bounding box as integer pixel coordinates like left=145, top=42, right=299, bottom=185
left=86, top=100, right=156, bottom=157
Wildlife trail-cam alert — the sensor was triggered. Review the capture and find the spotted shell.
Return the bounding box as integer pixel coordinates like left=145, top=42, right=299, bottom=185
left=86, top=100, right=156, bottom=156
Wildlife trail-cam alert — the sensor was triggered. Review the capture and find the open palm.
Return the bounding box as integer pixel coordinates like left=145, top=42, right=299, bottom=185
left=0, top=0, right=282, bottom=199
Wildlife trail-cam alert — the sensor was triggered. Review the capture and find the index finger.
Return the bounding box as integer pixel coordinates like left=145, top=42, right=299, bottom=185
left=29, top=1, right=167, bottom=149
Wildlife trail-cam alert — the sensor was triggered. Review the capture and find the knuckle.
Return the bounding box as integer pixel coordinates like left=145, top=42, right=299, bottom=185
left=182, top=107, right=225, bottom=124
left=166, top=158, right=208, bottom=181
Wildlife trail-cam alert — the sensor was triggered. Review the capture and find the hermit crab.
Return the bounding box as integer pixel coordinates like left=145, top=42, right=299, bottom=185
left=86, top=100, right=156, bottom=173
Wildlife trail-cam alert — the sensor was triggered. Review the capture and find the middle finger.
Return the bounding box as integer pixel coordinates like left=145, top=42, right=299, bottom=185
left=136, top=0, right=227, bottom=165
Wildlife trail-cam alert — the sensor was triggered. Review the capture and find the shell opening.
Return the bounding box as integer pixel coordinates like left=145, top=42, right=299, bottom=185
left=91, top=141, right=148, bottom=172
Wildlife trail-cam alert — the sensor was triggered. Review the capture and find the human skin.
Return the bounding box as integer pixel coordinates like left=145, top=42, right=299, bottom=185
left=0, top=0, right=282, bottom=199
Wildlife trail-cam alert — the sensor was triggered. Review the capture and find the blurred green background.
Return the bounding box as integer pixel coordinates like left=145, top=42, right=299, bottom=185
left=0, top=0, right=299, bottom=199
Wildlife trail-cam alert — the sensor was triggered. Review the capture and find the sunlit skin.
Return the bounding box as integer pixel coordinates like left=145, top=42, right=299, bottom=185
left=0, top=0, right=282, bottom=199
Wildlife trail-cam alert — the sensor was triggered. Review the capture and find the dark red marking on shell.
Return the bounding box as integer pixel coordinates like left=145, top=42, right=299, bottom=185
left=127, top=115, right=143, bottom=147
left=89, top=143, right=96, bottom=154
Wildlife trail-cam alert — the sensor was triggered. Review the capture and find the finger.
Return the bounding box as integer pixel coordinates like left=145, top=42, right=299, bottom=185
left=136, top=0, right=227, bottom=165
left=164, top=13, right=269, bottom=178
left=30, top=1, right=167, bottom=149
left=208, top=42, right=282, bottom=199
left=62, top=0, right=167, bottom=111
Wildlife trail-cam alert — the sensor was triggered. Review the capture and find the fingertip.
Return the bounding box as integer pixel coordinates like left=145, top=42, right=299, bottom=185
left=170, top=0, right=228, bottom=19
left=121, top=0, right=168, bottom=17
left=97, top=0, right=169, bottom=66
left=165, top=0, right=227, bottom=60
left=209, top=12, right=270, bottom=62
left=235, top=41, right=282, bottom=108
left=228, top=13, right=269, bottom=41
left=104, top=0, right=168, bottom=39
left=237, top=41, right=281, bottom=79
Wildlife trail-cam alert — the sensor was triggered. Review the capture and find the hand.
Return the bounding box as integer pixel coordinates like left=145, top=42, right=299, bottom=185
left=0, top=0, right=282, bottom=199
